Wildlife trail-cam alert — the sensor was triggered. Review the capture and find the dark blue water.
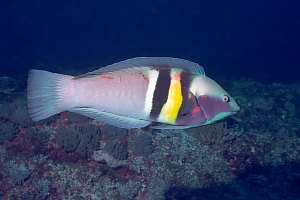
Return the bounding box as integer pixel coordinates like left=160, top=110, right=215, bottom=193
left=1, top=0, right=299, bottom=83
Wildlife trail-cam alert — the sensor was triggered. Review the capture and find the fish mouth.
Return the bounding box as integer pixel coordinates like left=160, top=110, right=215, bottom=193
left=231, top=111, right=239, bottom=115
left=232, top=104, right=240, bottom=113
left=229, top=107, right=240, bottom=116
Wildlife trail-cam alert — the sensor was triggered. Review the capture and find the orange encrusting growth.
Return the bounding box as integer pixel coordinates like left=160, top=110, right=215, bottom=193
left=159, top=70, right=183, bottom=124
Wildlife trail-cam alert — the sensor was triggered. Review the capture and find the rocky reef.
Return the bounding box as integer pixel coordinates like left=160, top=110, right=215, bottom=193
left=0, top=77, right=299, bottom=200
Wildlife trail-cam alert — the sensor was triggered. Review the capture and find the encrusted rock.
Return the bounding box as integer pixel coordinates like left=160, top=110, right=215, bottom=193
left=7, top=160, right=32, bottom=186
left=101, top=125, right=128, bottom=140
left=92, top=150, right=127, bottom=168
left=195, top=122, right=237, bottom=145
left=66, top=112, right=89, bottom=123
left=252, top=97, right=273, bottom=111
left=0, top=76, right=18, bottom=94
left=0, top=98, right=31, bottom=126
left=57, top=125, right=80, bottom=153
left=284, top=101, right=296, bottom=117
left=142, top=177, right=170, bottom=200
left=132, top=131, right=153, bottom=156
left=117, top=180, right=140, bottom=200
left=0, top=121, right=17, bottom=144
left=56, top=124, right=100, bottom=157
left=20, top=192, right=35, bottom=200
left=35, top=179, right=50, bottom=200
left=25, top=127, right=51, bottom=144
left=76, top=124, right=101, bottom=158
left=104, top=140, right=128, bottom=160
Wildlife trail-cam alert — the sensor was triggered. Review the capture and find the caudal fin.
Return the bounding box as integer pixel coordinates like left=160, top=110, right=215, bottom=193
left=27, top=70, right=72, bottom=121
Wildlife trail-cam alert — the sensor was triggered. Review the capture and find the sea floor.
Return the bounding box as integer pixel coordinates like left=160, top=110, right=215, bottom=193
left=0, top=75, right=299, bottom=200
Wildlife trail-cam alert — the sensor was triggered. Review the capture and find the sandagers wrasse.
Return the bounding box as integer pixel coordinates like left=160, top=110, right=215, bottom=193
left=27, top=57, right=240, bottom=129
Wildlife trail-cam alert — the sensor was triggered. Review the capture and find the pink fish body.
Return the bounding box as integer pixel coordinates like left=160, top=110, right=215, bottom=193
left=27, top=57, right=239, bottom=129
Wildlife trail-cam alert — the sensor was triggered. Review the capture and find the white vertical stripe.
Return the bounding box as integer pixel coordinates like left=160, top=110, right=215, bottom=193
left=189, top=76, right=198, bottom=96
left=144, top=69, right=159, bottom=116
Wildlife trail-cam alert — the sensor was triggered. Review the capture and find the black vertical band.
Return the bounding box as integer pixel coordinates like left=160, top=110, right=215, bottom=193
left=150, top=69, right=171, bottom=119
left=177, top=72, right=193, bottom=120
left=180, top=71, right=192, bottom=89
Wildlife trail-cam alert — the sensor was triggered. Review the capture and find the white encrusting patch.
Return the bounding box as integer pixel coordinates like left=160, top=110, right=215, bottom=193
left=144, top=69, right=159, bottom=116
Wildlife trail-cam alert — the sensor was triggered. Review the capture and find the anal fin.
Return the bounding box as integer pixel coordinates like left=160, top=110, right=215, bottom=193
left=68, top=107, right=151, bottom=129
left=150, top=124, right=191, bottom=129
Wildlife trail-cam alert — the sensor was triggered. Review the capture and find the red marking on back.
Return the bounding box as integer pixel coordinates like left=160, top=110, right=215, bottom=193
left=138, top=71, right=149, bottom=84
left=100, top=75, right=113, bottom=80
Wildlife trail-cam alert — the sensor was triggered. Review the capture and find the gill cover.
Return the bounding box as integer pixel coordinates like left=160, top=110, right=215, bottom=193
left=192, top=76, right=240, bottom=125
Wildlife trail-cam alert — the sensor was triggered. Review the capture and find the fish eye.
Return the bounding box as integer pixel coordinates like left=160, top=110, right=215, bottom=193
left=223, top=95, right=230, bottom=102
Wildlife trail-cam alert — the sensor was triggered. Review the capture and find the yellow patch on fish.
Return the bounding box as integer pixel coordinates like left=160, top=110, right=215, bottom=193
left=159, top=70, right=183, bottom=124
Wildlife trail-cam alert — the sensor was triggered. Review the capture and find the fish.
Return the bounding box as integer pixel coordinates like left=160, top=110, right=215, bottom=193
left=27, top=57, right=240, bottom=129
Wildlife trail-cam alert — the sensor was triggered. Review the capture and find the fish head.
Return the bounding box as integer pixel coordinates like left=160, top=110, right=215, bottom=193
left=189, top=75, right=240, bottom=125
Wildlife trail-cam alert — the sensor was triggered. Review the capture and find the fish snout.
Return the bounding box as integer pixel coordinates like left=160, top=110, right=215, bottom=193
left=230, top=100, right=240, bottom=114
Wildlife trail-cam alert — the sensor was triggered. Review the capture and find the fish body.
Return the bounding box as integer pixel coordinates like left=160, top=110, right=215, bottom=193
left=27, top=57, right=240, bottom=129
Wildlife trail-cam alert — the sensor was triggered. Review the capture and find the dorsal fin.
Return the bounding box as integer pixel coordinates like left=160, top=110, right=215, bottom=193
left=75, top=57, right=205, bottom=79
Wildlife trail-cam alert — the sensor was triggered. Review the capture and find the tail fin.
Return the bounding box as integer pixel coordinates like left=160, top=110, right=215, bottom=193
left=27, top=70, right=72, bottom=121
